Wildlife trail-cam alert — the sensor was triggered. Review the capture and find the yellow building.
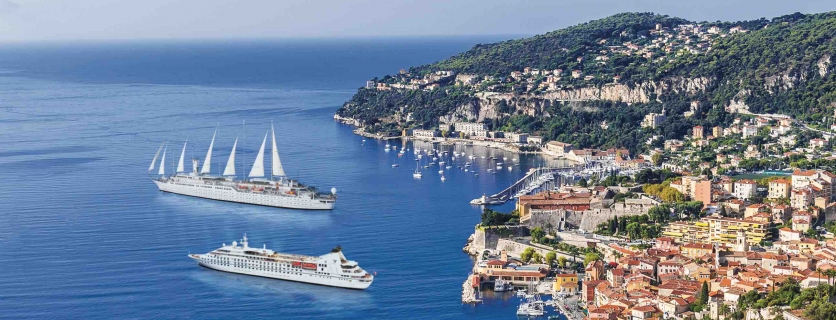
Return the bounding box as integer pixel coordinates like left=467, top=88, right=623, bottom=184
left=553, top=274, right=578, bottom=292
left=663, top=221, right=709, bottom=244
left=680, top=243, right=713, bottom=259
left=664, top=216, right=769, bottom=247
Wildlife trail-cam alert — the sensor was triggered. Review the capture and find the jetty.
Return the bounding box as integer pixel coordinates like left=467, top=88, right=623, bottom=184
left=471, top=166, right=577, bottom=205
left=461, top=275, right=482, bottom=304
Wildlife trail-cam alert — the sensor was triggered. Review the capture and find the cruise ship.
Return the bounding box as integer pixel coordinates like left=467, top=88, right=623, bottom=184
left=189, top=235, right=374, bottom=290
left=149, top=124, right=336, bottom=210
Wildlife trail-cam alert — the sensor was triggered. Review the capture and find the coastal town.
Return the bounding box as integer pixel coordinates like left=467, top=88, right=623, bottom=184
left=331, top=10, right=836, bottom=320
left=449, top=106, right=836, bottom=320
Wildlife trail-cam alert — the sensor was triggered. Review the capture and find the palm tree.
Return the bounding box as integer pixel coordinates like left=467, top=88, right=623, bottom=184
left=720, top=304, right=731, bottom=320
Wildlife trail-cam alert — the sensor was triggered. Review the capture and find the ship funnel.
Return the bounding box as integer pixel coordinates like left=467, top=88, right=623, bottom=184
left=331, top=187, right=337, bottom=195
left=192, top=159, right=199, bottom=173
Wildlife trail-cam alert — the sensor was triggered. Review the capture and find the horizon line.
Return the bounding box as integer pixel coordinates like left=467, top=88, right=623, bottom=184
left=0, top=34, right=533, bottom=45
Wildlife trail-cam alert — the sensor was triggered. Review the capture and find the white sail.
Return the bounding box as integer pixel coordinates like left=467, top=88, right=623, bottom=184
left=200, top=129, right=216, bottom=174
left=271, top=123, right=285, bottom=177
left=149, top=143, right=164, bottom=171
left=223, top=138, right=238, bottom=176
left=177, top=140, right=188, bottom=173
left=248, top=133, right=268, bottom=178
left=158, top=147, right=167, bottom=175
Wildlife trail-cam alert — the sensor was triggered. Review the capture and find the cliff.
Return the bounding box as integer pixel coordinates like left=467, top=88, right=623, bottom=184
left=337, top=11, right=836, bottom=153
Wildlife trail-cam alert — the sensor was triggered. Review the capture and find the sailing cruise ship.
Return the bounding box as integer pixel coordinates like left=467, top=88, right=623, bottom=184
left=149, top=124, right=337, bottom=210
left=189, top=235, right=373, bottom=290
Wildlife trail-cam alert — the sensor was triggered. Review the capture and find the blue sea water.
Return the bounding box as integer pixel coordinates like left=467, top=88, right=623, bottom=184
left=0, top=38, right=569, bottom=319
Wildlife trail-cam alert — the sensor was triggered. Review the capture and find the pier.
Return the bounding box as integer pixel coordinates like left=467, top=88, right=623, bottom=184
left=461, top=275, right=482, bottom=304
left=472, top=166, right=578, bottom=205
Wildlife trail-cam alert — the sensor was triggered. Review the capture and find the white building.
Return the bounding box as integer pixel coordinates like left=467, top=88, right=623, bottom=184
left=733, top=179, right=757, bottom=200
left=454, top=122, right=488, bottom=137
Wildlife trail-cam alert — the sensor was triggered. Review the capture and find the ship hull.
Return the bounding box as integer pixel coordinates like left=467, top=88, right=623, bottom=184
left=191, top=257, right=372, bottom=290
left=154, top=180, right=335, bottom=210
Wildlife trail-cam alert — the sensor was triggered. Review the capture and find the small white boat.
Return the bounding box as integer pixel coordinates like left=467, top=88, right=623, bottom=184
left=413, top=172, right=422, bottom=178
left=464, top=169, right=469, bottom=172
left=446, top=165, right=452, bottom=169
left=439, top=161, right=445, bottom=165
left=432, top=157, right=438, bottom=161
left=391, top=164, right=399, bottom=168
left=440, top=175, right=446, bottom=181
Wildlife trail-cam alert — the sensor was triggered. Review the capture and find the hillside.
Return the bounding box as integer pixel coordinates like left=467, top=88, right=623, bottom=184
left=336, top=11, right=836, bottom=154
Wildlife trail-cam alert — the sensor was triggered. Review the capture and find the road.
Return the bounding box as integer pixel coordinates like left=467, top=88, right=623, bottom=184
left=554, top=293, right=586, bottom=320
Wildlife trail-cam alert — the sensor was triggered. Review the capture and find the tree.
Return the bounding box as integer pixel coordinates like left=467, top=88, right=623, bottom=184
left=521, top=247, right=535, bottom=263
left=531, top=227, right=546, bottom=243
left=652, top=153, right=663, bottom=166
left=584, top=252, right=602, bottom=265
left=699, top=281, right=709, bottom=306
left=546, top=252, right=557, bottom=266
left=578, top=178, right=588, bottom=187
left=531, top=252, right=542, bottom=264
left=626, top=222, right=641, bottom=240
left=557, top=256, right=568, bottom=268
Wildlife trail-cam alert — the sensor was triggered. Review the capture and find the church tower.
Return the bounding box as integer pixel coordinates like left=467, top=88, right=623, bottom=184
left=735, top=229, right=749, bottom=252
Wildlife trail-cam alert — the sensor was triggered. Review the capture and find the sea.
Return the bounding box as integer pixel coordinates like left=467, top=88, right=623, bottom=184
left=0, top=37, right=570, bottom=319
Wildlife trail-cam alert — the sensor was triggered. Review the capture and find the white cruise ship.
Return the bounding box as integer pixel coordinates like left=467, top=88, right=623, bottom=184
left=189, top=235, right=373, bottom=290
left=149, top=124, right=336, bottom=210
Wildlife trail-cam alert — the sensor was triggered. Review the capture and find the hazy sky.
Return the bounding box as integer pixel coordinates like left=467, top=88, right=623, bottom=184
left=0, top=0, right=834, bottom=42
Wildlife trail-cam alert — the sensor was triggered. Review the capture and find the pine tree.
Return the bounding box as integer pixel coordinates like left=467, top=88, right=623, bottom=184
left=699, top=281, right=709, bottom=306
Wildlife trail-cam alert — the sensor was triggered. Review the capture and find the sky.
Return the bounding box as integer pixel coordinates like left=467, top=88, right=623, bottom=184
left=0, top=0, right=834, bottom=42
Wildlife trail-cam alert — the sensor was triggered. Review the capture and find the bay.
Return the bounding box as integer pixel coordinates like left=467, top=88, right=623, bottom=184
left=0, top=38, right=569, bottom=319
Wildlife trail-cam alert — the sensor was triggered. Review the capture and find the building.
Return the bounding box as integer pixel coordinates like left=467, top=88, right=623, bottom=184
left=680, top=243, right=713, bottom=259
left=768, top=179, right=791, bottom=199
left=792, top=211, right=812, bottom=232
left=692, top=125, right=704, bottom=139
left=664, top=216, right=768, bottom=247
left=516, top=191, right=593, bottom=223
left=810, top=138, right=827, bottom=149
left=454, top=122, right=488, bottom=137
left=733, top=179, right=757, bottom=200
left=412, top=129, right=440, bottom=138
left=792, top=170, right=835, bottom=201
left=365, top=80, right=375, bottom=89
left=553, top=274, right=578, bottom=293
left=791, top=188, right=814, bottom=210
left=504, top=132, right=529, bottom=144
left=641, top=108, right=667, bottom=129
left=742, top=125, right=758, bottom=138
left=545, top=141, right=573, bottom=155
left=526, top=136, right=543, bottom=146
left=693, top=180, right=712, bottom=205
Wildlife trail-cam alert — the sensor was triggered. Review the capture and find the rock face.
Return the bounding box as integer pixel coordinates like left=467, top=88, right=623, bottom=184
left=818, top=54, right=832, bottom=77
left=465, top=226, right=529, bottom=255
left=439, top=77, right=714, bottom=124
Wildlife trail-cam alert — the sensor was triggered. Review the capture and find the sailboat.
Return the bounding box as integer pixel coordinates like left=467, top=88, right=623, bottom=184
left=413, top=162, right=422, bottom=178
left=150, top=123, right=337, bottom=210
